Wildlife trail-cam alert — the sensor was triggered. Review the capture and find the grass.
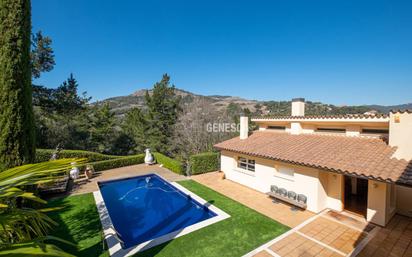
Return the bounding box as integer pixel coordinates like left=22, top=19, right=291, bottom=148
left=46, top=180, right=289, bottom=257
left=46, top=194, right=109, bottom=257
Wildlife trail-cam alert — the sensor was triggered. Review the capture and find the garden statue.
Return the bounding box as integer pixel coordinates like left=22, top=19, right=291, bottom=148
left=50, top=144, right=62, bottom=161
left=69, top=162, right=80, bottom=180
left=144, top=148, right=155, bottom=165
left=84, top=165, right=94, bottom=180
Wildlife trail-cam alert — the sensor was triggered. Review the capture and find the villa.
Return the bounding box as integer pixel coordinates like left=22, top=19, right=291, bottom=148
left=215, top=98, right=412, bottom=227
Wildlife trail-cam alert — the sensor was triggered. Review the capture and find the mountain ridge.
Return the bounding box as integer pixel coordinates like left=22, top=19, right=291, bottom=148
left=96, top=88, right=412, bottom=117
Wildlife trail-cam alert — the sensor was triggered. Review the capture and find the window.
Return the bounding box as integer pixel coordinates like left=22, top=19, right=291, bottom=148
left=361, top=129, right=389, bottom=134
left=316, top=127, right=346, bottom=133
left=237, top=157, right=255, bottom=172
left=267, top=126, right=286, bottom=130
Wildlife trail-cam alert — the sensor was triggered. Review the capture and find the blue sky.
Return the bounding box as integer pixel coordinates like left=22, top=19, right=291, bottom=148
left=32, top=0, right=412, bottom=105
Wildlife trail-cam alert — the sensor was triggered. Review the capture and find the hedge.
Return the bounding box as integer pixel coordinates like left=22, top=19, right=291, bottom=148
left=81, top=154, right=145, bottom=172
left=153, top=153, right=185, bottom=175
left=35, top=149, right=122, bottom=163
left=189, top=152, right=220, bottom=175
left=35, top=149, right=184, bottom=174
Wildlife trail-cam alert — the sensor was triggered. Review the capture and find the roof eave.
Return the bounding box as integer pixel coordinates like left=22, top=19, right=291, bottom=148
left=214, top=146, right=412, bottom=188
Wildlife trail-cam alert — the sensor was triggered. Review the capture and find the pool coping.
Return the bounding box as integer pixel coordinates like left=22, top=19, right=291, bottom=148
left=93, top=174, right=230, bottom=257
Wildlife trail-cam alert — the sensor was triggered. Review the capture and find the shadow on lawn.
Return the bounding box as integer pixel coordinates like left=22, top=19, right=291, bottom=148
left=46, top=196, right=107, bottom=257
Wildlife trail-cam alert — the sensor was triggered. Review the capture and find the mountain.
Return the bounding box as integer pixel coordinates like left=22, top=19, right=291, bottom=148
left=96, top=88, right=260, bottom=117
left=95, top=88, right=411, bottom=117
left=365, top=103, right=412, bottom=113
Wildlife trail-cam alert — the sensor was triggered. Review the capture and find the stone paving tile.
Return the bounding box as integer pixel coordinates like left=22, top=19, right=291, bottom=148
left=252, top=250, right=274, bottom=257
left=299, top=216, right=367, bottom=254
left=269, top=232, right=339, bottom=257
left=192, top=171, right=314, bottom=227
left=357, top=214, right=412, bottom=257
left=324, top=210, right=375, bottom=233
left=70, top=163, right=187, bottom=195
left=193, top=172, right=412, bottom=257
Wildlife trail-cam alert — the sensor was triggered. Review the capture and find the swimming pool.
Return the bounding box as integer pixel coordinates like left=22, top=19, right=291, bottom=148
left=94, top=174, right=229, bottom=256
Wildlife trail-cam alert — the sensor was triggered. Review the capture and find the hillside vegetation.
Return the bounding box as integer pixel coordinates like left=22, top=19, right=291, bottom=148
left=96, top=88, right=411, bottom=118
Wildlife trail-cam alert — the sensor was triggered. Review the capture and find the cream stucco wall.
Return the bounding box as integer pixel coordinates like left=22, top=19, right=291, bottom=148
left=366, top=180, right=394, bottom=226
left=220, top=151, right=339, bottom=213
left=221, top=150, right=398, bottom=226
left=290, top=122, right=302, bottom=135
left=326, top=173, right=344, bottom=211
left=389, top=112, right=412, bottom=160
left=346, top=125, right=361, bottom=137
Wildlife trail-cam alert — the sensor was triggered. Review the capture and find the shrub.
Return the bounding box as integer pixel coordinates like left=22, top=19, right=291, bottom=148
left=83, top=154, right=145, bottom=172
left=35, top=149, right=122, bottom=163
left=189, top=152, right=220, bottom=175
left=153, top=153, right=185, bottom=175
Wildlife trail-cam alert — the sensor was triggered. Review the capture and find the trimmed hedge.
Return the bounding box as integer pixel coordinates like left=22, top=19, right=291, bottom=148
left=153, top=153, right=185, bottom=175
left=35, top=149, right=184, bottom=174
left=35, top=149, right=122, bottom=163
left=189, top=152, right=220, bottom=175
left=81, top=154, right=145, bottom=172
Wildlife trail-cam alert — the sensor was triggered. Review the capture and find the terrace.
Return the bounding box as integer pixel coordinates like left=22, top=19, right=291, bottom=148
left=41, top=163, right=412, bottom=257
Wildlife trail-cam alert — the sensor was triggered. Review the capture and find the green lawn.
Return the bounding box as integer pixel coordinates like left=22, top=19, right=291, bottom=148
left=47, top=180, right=289, bottom=257
left=47, top=193, right=109, bottom=257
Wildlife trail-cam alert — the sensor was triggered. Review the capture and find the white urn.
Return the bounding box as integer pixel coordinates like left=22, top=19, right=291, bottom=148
left=69, top=162, right=80, bottom=179
left=144, top=148, right=154, bottom=165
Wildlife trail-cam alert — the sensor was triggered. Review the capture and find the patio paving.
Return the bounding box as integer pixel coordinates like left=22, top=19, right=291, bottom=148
left=244, top=210, right=379, bottom=257
left=192, top=171, right=314, bottom=227
left=356, top=214, right=412, bottom=257
left=193, top=172, right=412, bottom=257
left=71, top=163, right=187, bottom=195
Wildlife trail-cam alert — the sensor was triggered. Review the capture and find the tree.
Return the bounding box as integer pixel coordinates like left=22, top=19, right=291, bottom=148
left=123, top=107, right=147, bottom=153
left=123, top=74, right=180, bottom=155
left=0, top=0, right=35, bottom=170
left=33, top=74, right=91, bottom=150
left=144, top=74, right=180, bottom=154
left=89, top=104, right=116, bottom=153
left=31, top=31, right=55, bottom=79
left=53, top=74, right=90, bottom=114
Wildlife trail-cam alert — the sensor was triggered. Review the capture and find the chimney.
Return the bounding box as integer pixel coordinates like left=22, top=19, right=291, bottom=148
left=291, top=98, right=305, bottom=116
left=389, top=110, right=412, bottom=160
left=240, top=116, right=249, bottom=139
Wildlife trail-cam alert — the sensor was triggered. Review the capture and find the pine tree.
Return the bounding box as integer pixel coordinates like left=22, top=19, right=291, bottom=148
left=145, top=74, right=180, bottom=154
left=123, top=74, right=180, bottom=155
left=0, top=0, right=35, bottom=170
left=123, top=107, right=147, bottom=153
left=31, top=30, right=55, bottom=79
left=90, top=104, right=116, bottom=153
left=54, top=73, right=89, bottom=114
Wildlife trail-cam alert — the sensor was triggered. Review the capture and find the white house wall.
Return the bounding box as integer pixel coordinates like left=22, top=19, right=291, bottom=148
left=220, top=150, right=332, bottom=213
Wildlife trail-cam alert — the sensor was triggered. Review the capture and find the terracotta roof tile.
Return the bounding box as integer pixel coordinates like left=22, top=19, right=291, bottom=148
left=214, top=131, right=412, bottom=186
left=390, top=109, right=412, bottom=114
left=252, top=113, right=389, bottom=120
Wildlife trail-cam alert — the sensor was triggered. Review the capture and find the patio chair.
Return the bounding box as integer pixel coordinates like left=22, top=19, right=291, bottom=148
left=297, top=194, right=307, bottom=204
left=278, top=188, right=287, bottom=197
left=270, top=185, right=279, bottom=194
left=287, top=191, right=297, bottom=200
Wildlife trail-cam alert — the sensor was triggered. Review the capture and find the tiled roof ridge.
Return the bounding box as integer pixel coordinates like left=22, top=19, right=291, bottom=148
left=390, top=109, right=412, bottom=114
left=251, top=130, right=388, bottom=143
left=252, top=113, right=389, bottom=120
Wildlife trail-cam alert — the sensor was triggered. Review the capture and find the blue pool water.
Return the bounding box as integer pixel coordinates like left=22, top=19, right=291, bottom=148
left=98, top=174, right=217, bottom=248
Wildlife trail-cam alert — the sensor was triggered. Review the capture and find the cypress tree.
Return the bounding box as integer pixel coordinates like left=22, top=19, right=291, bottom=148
left=0, top=0, right=35, bottom=169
